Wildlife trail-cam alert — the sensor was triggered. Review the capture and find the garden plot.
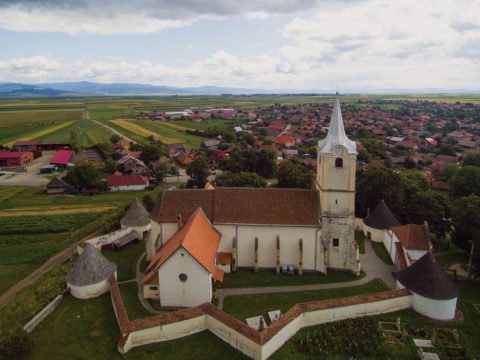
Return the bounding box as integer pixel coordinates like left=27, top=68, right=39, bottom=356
left=379, top=317, right=405, bottom=344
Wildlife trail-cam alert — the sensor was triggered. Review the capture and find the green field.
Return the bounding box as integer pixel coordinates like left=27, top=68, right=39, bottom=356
left=0, top=185, right=167, bottom=297
left=35, top=120, right=113, bottom=147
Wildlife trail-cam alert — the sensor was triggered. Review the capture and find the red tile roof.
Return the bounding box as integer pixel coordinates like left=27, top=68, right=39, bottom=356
left=392, top=224, right=430, bottom=250
left=395, top=242, right=407, bottom=271
left=0, top=151, right=29, bottom=159
left=50, top=149, right=73, bottom=165
left=217, top=252, right=232, bottom=265
left=143, top=208, right=221, bottom=284
left=152, top=188, right=319, bottom=226
left=107, top=173, right=148, bottom=187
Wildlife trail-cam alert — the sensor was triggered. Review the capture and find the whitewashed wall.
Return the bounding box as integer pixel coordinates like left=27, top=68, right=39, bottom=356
left=159, top=249, right=211, bottom=307
left=68, top=279, right=111, bottom=299
left=110, top=184, right=148, bottom=192
left=363, top=224, right=385, bottom=243
left=411, top=291, right=457, bottom=320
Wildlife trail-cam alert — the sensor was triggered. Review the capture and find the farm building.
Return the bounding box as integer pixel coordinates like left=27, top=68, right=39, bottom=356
left=0, top=151, right=33, bottom=167
left=46, top=177, right=75, bottom=195
left=50, top=149, right=74, bottom=166
left=107, top=172, right=149, bottom=191
left=142, top=208, right=224, bottom=307
left=396, top=251, right=459, bottom=320
left=12, top=140, right=42, bottom=152
left=66, top=244, right=117, bottom=299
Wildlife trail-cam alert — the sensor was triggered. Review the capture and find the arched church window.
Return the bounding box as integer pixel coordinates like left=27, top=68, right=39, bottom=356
left=335, top=158, right=343, bottom=168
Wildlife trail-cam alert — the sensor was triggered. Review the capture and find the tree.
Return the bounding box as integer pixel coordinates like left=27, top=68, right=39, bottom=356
left=216, top=172, right=267, bottom=188
left=104, top=159, right=117, bottom=174
left=277, top=160, right=314, bottom=189
left=154, top=163, right=169, bottom=182
left=110, top=134, right=121, bottom=144
left=355, top=168, right=405, bottom=218
left=139, top=144, right=162, bottom=164
left=255, top=148, right=278, bottom=178
left=463, top=153, right=480, bottom=167
left=450, top=165, right=480, bottom=198
left=452, top=194, right=480, bottom=276
left=64, top=163, right=103, bottom=192
left=436, top=143, right=458, bottom=156
left=142, top=194, right=155, bottom=212
left=186, top=156, right=210, bottom=188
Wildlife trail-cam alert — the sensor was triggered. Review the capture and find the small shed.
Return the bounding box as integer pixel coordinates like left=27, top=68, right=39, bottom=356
left=396, top=252, right=459, bottom=320
left=46, top=177, right=75, bottom=195
left=363, top=200, right=401, bottom=243
left=66, top=244, right=117, bottom=299
left=120, top=199, right=151, bottom=239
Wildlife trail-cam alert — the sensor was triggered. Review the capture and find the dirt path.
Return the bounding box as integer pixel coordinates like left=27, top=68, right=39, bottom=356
left=0, top=232, right=97, bottom=310
left=90, top=119, right=136, bottom=144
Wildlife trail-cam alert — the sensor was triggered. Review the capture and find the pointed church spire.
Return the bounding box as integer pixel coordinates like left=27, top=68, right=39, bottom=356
left=318, top=92, right=357, bottom=154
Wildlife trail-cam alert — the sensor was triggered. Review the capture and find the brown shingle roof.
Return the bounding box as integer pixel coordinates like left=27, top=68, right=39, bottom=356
left=120, top=199, right=150, bottom=227
left=152, top=188, right=319, bottom=226
left=392, top=223, right=430, bottom=250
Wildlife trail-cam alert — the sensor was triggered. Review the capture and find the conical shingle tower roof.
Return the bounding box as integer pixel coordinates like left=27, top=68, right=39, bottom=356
left=318, top=93, right=357, bottom=154
left=363, top=199, right=401, bottom=230
left=396, top=252, right=459, bottom=300
left=120, top=198, right=150, bottom=227
left=66, top=244, right=117, bottom=286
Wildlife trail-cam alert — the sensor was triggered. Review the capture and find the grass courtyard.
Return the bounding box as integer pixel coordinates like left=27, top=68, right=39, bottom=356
left=219, top=269, right=363, bottom=289
left=222, top=279, right=389, bottom=321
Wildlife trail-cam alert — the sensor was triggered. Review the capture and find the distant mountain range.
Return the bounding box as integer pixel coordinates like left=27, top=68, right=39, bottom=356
left=0, top=82, right=478, bottom=98
left=0, top=82, right=307, bottom=98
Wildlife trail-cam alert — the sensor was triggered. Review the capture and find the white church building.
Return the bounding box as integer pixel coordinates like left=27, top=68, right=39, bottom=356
left=143, top=94, right=361, bottom=306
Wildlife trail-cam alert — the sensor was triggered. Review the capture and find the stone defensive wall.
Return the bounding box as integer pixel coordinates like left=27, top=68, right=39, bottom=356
left=109, top=278, right=412, bottom=359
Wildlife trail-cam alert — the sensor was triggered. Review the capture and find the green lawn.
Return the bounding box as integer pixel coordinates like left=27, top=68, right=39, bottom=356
left=371, top=241, right=393, bottom=265
left=222, top=279, right=388, bottom=321
left=118, top=282, right=152, bottom=320
left=219, top=269, right=363, bottom=289
left=435, top=250, right=468, bottom=268
left=103, top=241, right=145, bottom=281
left=26, top=294, right=247, bottom=359
left=355, top=230, right=366, bottom=254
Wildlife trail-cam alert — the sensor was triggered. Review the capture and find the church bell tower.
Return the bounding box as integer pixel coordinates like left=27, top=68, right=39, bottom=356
left=316, top=93, right=359, bottom=273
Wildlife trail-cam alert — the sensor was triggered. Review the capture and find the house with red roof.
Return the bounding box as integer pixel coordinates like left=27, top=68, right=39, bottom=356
left=274, top=134, right=299, bottom=148
left=50, top=149, right=74, bottom=166
left=107, top=173, right=149, bottom=192
left=142, top=208, right=224, bottom=307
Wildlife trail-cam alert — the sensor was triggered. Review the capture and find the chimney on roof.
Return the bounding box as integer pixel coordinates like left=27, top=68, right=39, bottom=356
left=177, top=214, right=182, bottom=229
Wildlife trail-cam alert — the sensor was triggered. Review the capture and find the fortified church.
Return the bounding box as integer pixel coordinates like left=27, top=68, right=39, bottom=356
left=143, top=94, right=361, bottom=307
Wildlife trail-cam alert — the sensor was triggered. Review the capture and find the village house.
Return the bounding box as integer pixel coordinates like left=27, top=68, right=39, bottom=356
left=117, top=156, right=147, bottom=174
left=50, top=149, right=74, bottom=167
left=46, top=177, right=75, bottom=195
left=107, top=172, right=149, bottom=192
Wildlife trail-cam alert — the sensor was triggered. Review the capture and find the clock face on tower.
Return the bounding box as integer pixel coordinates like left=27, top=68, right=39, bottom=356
left=334, top=146, right=345, bottom=155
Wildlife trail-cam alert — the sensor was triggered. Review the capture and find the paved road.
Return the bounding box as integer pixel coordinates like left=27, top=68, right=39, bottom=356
left=0, top=232, right=96, bottom=310
left=0, top=151, right=57, bottom=186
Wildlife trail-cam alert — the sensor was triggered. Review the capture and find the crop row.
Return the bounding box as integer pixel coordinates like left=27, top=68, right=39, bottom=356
left=0, top=213, right=99, bottom=235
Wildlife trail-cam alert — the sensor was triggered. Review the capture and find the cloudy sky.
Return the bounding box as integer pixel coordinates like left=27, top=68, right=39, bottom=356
left=0, top=0, right=479, bottom=91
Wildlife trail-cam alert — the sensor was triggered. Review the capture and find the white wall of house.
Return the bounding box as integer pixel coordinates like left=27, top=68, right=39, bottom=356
left=411, top=291, right=457, bottom=320
left=143, top=284, right=159, bottom=299
left=68, top=278, right=111, bottom=299
left=158, top=249, right=212, bottom=307
left=110, top=184, right=147, bottom=192
left=363, top=224, right=385, bottom=243
left=146, top=220, right=161, bottom=260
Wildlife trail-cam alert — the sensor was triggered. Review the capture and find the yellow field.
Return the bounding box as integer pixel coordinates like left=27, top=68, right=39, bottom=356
left=111, top=119, right=181, bottom=144
left=0, top=205, right=116, bottom=217
left=5, top=121, right=74, bottom=146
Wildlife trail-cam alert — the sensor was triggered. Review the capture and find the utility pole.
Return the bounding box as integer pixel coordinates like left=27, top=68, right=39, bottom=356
left=468, top=241, right=475, bottom=279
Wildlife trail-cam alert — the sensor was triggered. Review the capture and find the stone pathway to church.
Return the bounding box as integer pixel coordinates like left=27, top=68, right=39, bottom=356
left=215, top=238, right=396, bottom=310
